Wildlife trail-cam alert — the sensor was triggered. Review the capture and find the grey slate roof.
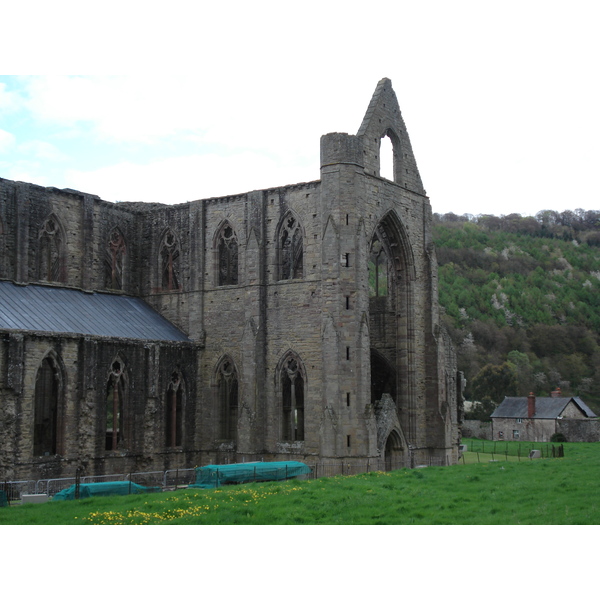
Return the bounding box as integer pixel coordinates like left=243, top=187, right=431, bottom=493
left=491, top=396, right=597, bottom=419
left=0, top=280, right=191, bottom=342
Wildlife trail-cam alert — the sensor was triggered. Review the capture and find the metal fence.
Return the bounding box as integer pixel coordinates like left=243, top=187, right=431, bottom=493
left=1, top=454, right=449, bottom=503
left=464, top=439, right=562, bottom=459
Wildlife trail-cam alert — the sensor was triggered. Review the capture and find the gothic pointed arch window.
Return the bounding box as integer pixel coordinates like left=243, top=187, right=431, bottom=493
left=378, top=128, right=400, bottom=183
left=216, top=222, right=239, bottom=286
left=105, top=359, right=127, bottom=451
left=33, top=355, right=62, bottom=456
left=38, top=214, right=65, bottom=282
left=105, top=227, right=126, bottom=290
left=216, top=357, right=238, bottom=441
left=159, top=229, right=182, bottom=291
left=165, top=371, right=183, bottom=447
left=280, top=353, right=305, bottom=441
left=368, top=233, right=389, bottom=297
left=278, top=213, right=303, bottom=280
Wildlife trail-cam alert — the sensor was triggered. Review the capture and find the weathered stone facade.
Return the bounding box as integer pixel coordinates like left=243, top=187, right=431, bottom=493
left=0, top=79, right=462, bottom=481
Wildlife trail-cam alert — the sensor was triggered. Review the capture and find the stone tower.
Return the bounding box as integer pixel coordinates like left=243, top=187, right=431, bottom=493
left=318, top=78, right=459, bottom=467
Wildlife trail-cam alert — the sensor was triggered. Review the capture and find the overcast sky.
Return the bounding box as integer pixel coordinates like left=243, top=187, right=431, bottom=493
left=1, top=1, right=599, bottom=218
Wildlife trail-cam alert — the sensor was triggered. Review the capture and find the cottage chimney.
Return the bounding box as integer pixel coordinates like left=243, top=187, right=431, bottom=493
left=527, top=392, right=536, bottom=418
left=550, top=387, right=561, bottom=398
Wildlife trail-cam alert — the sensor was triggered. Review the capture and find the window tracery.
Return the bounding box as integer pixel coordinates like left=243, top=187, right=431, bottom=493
left=217, top=358, right=238, bottom=441
left=165, top=372, right=183, bottom=447
left=106, top=360, right=126, bottom=451
left=279, top=215, right=303, bottom=280
left=217, top=224, right=238, bottom=286
left=281, top=355, right=304, bottom=441
left=160, top=229, right=181, bottom=291
left=33, top=356, right=60, bottom=456
left=368, top=234, right=389, bottom=297
left=105, top=228, right=126, bottom=290
left=39, top=215, right=64, bottom=282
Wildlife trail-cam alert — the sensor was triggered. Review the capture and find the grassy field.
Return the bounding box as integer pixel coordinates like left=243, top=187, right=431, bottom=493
left=1, top=439, right=599, bottom=525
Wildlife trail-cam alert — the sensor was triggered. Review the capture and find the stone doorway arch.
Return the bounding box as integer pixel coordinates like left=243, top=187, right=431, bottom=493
left=384, top=429, right=404, bottom=471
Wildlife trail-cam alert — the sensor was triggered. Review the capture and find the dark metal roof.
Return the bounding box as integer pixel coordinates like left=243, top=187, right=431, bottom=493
left=0, top=281, right=191, bottom=342
left=491, top=396, right=597, bottom=419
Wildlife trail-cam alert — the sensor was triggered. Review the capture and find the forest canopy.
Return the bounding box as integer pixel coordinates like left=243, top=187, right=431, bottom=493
left=433, top=209, right=600, bottom=418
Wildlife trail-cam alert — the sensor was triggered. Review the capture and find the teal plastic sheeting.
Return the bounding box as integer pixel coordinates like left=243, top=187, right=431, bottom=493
left=189, top=461, right=312, bottom=489
left=52, top=481, right=161, bottom=500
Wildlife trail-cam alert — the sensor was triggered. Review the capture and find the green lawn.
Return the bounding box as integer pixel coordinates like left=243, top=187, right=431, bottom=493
left=1, top=439, right=599, bottom=525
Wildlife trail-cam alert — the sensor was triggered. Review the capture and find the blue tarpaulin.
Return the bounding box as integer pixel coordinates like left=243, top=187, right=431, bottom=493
left=189, top=461, right=312, bottom=489
left=52, top=481, right=161, bottom=500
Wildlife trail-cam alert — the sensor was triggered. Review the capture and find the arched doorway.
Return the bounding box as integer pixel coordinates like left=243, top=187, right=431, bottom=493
left=384, top=430, right=404, bottom=471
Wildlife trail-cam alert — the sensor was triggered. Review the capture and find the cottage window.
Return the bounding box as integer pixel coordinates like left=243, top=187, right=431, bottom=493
left=513, top=430, right=520, bottom=439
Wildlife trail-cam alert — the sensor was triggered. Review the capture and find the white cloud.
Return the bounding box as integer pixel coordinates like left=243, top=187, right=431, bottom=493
left=18, top=140, right=68, bottom=161
left=0, top=129, right=16, bottom=153
left=65, top=152, right=319, bottom=203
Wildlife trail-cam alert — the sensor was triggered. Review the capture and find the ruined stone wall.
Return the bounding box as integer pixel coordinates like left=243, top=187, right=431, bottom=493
left=462, top=420, right=492, bottom=440
left=0, top=330, right=198, bottom=481
left=0, top=178, right=140, bottom=295
left=557, top=419, right=600, bottom=442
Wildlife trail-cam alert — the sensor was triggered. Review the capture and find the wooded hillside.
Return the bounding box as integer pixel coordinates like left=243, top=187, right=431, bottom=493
left=433, top=209, right=600, bottom=418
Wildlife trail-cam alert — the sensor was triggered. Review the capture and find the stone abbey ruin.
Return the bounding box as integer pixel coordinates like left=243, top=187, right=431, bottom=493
left=0, top=79, right=462, bottom=482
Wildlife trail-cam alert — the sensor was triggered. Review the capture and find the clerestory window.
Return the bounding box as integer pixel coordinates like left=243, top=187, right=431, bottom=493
left=105, top=228, right=126, bottom=290
left=160, top=229, right=181, bottom=291
left=217, top=224, right=239, bottom=286
left=279, top=215, right=303, bottom=280
left=39, top=215, right=65, bottom=282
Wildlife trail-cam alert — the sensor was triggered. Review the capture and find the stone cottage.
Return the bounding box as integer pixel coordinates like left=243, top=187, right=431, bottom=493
left=0, top=78, right=462, bottom=482
left=491, top=392, right=597, bottom=442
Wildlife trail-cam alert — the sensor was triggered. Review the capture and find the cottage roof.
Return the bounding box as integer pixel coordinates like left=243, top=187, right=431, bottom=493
left=490, top=396, right=596, bottom=419
left=0, top=280, right=191, bottom=342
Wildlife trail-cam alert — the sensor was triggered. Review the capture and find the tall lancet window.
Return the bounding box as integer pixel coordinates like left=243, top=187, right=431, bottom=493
left=106, top=360, right=126, bottom=451
left=281, top=355, right=304, bottom=441
left=280, top=215, right=303, bottom=280
left=39, top=215, right=64, bottom=282
left=368, top=235, right=389, bottom=297
left=105, top=228, right=126, bottom=290
left=217, top=358, right=238, bottom=441
left=165, top=372, right=183, bottom=447
left=33, top=357, right=60, bottom=456
left=217, top=224, right=238, bottom=286
left=160, top=229, right=181, bottom=291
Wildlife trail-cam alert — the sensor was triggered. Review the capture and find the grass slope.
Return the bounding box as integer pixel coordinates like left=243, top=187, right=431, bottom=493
left=2, top=441, right=599, bottom=525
